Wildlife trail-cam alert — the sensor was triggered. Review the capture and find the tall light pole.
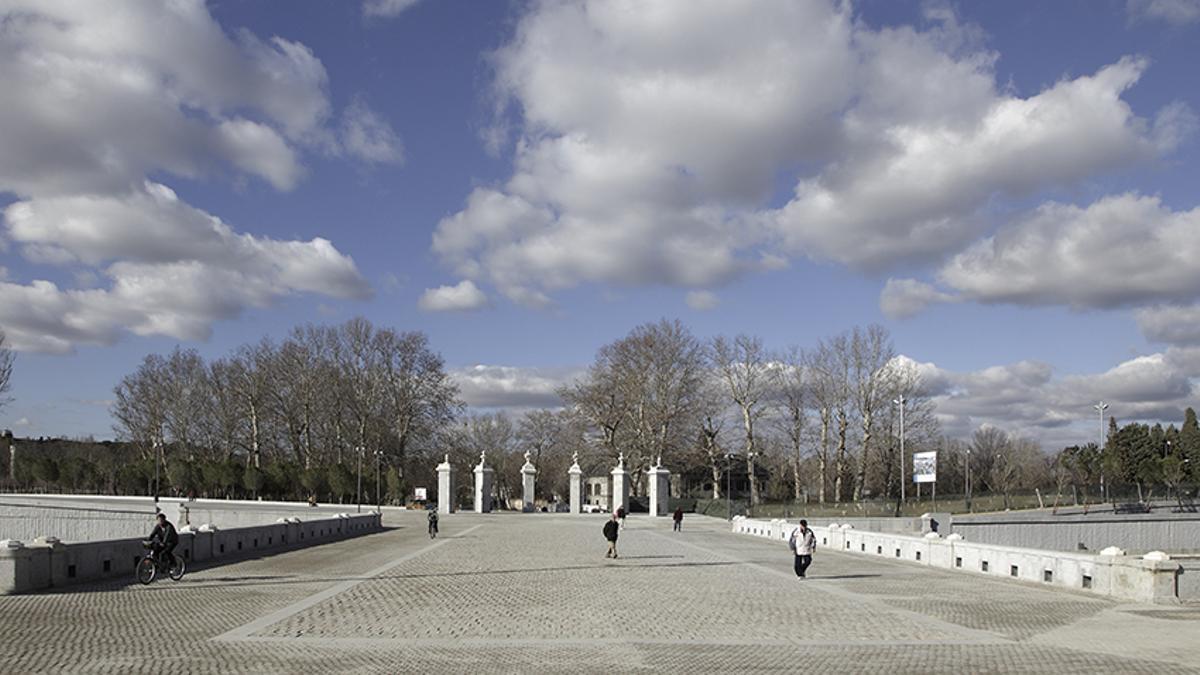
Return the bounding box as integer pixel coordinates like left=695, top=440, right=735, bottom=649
left=965, top=447, right=972, bottom=513
left=374, top=449, right=383, bottom=513
left=1094, top=402, right=1108, bottom=502
left=725, top=452, right=733, bottom=520
left=894, top=395, right=906, bottom=505
left=152, top=437, right=162, bottom=514
left=356, top=445, right=364, bottom=514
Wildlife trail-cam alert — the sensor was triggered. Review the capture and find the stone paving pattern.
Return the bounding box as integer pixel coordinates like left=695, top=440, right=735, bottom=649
left=1, top=511, right=1198, bottom=673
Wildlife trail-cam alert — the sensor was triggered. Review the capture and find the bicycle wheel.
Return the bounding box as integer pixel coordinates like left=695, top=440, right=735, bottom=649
left=136, top=557, right=157, bottom=585
left=168, top=555, right=186, bottom=581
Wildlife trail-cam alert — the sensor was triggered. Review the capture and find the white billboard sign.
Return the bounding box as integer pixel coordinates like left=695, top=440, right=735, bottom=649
left=414, top=487, right=428, bottom=500
left=912, top=451, right=937, bottom=484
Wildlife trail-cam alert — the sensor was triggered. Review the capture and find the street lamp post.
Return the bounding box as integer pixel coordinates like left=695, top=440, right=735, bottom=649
left=965, top=447, right=972, bottom=513
left=1094, top=402, right=1108, bottom=503
left=725, top=453, right=733, bottom=520
left=374, top=449, right=383, bottom=513
left=356, top=445, right=364, bottom=514
left=894, top=395, right=906, bottom=505
left=152, top=438, right=162, bottom=514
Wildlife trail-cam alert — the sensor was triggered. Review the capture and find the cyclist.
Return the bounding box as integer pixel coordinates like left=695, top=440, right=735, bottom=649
left=148, top=513, right=179, bottom=569
left=427, top=510, right=439, bottom=539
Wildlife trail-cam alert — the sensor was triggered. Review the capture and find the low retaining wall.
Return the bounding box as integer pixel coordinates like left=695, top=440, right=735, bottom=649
left=0, top=512, right=382, bottom=594
left=732, top=516, right=1184, bottom=604
left=949, top=513, right=1200, bottom=554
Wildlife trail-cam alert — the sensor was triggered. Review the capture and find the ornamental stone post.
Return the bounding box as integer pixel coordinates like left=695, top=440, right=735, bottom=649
left=473, top=451, right=494, bottom=513
left=568, top=452, right=583, bottom=515
left=521, top=451, right=537, bottom=512
left=436, top=454, right=454, bottom=515
left=647, top=456, right=670, bottom=517
left=611, top=453, right=630, bottom=515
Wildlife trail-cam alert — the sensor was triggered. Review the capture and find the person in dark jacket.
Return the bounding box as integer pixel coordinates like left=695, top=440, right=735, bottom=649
left=603, top=513, right=620, bottom=558
left=672, top=507, right=684, bottom=532
left=148, top=513, right=178, bottom=568
left=427, top=510, right=439, bottom=539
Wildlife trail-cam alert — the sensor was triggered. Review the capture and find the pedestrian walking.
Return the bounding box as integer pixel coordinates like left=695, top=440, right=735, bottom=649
left=672, top=507, right=683, bottom=532
left=788, top=519, right=816, bottom=579
left=603, top=513, right=620, bottom=558
left=427, top=510, right=439, bottom=539
left=616, top=505, right=626, bottom=530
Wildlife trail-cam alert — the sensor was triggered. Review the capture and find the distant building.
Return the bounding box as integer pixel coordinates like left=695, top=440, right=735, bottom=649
left=585, top=476, right=610, bottom=511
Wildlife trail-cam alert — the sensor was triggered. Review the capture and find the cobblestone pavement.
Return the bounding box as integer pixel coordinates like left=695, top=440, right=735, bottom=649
left=2, top=513, right=1198, bottom=674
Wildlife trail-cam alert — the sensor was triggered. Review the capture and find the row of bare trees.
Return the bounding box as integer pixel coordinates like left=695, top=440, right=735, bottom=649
left=110, top=318, right=459, bottom=500
left=552, top=320, right=941, bottom=506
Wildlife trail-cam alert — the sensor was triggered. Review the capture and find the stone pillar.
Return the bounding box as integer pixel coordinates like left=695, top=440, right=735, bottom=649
left=473, top=452, right=494, bottom=513
left=521, top=451, right=537, bottom=512
left=436, top=454, right=454, bottom=515
left=568, top=452, right=583, bottom=515
left=611, top=453, right=630, bottom=515
left=647, top=457, right=670, bottom=517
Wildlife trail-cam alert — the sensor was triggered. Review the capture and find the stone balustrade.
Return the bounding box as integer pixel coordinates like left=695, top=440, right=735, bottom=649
left=0, top=512, right=381, bottom=594
left=732, top=516, right=1183, bottom=604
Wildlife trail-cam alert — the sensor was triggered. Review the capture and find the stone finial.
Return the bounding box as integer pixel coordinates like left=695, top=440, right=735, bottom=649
left=572, top=451, right=579, bottom=465
left=524, top=450, right=531, bottom=464
left=445, top=453, right=450, bottom=464
left=479, top=450, right=487, bottom=466
left=656, top=455, right=662, bottom=468
left=617, top=452, right=625, bottom=468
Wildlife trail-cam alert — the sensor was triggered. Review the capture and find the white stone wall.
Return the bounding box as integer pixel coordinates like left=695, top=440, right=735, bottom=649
left=734, top=516, right=1183, bottom=604
left=0, top=512, right=382, bottom=594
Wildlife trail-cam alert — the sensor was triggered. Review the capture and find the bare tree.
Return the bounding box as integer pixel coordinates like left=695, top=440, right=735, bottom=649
left=804, top=345, right=836, bottom=504
left=711, top=334, right=775, bottom=506
left=850, top=325, right=895, bottom=502
left=0, top=329, right=13, bottom=413
left=776, top=346, right=808, bottom=502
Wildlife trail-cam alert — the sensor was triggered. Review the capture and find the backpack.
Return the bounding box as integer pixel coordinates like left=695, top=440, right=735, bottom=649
left=787, top=529, right=797, bottom=552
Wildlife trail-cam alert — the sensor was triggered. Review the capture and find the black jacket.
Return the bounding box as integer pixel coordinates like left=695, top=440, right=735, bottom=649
left=149, top=521, right=178, bottom=547
left=603, top=519, right=619, bottom=541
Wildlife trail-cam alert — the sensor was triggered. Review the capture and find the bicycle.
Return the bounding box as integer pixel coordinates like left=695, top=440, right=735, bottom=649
left=136, top=541, right=187, bottom=585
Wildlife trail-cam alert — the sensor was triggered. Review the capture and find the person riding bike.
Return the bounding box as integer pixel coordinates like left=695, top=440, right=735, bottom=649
left=148, top=513, right=179, bottom=569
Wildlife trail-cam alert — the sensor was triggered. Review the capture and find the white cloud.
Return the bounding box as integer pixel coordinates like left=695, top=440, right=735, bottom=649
left=13, top=418, right=31, bottom=427
left=340, top=96, right=404, bottom=164
left=917, top=194, right=1200, bottom=310
left=907, top=351, right=1199, bottom=448
left=1137, top=305, right=1200, bottom=345
left=418, top=280, right=490, bottom=312
left=0, top=2, right=379, bottom=352
left=435, top=1, right=1184, bottom=305
left=686, top=290, right=719, bottom=311
left=363, top=0, right=423, bottom=19
left=0, top=185, right=370, bottom=353
left=880, top=279, right=958, bottom=319
left=1128, top=0, right=1200, bottom=24
left=451, top=364, right=579, bottom=409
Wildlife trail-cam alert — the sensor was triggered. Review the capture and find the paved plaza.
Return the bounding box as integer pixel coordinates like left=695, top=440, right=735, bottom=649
left=1, top=512, right=1198, bottom=674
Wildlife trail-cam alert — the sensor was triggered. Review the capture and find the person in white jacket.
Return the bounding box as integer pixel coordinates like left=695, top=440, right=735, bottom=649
left=789, top=519, right=816, bottom=579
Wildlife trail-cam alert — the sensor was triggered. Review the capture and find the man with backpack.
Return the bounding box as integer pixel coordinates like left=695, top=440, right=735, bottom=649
left=788, top=519, right=816, bottom=579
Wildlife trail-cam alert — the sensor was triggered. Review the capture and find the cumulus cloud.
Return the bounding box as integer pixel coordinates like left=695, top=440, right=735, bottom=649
left=340, top=97, right=404, bottom=164
left=1128, top=0, right=1200, bottom=24
left=451, top=364, right=578, bottom=409
left=0, top=183, right=369, bottom=353
left=686, top=291, right=719, bottom=311
left=434, top=1, right=1184, bottom=305
left=1137, top=305, right=1200, bottom=345
left=418, top=280, right=490, bottom=312
left=891, top=194, right=1200, bottom=315
left=908, top=350, right=1200, bottom=448
left=0, top=1, right=379, bottom=352
left=363, top=0, right=423, bottom=19
left=880, top=279, right=958, bottom=319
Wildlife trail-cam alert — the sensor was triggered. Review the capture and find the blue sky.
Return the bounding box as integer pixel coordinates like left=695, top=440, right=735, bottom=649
left=1, top=0, right=1199, bottom=449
